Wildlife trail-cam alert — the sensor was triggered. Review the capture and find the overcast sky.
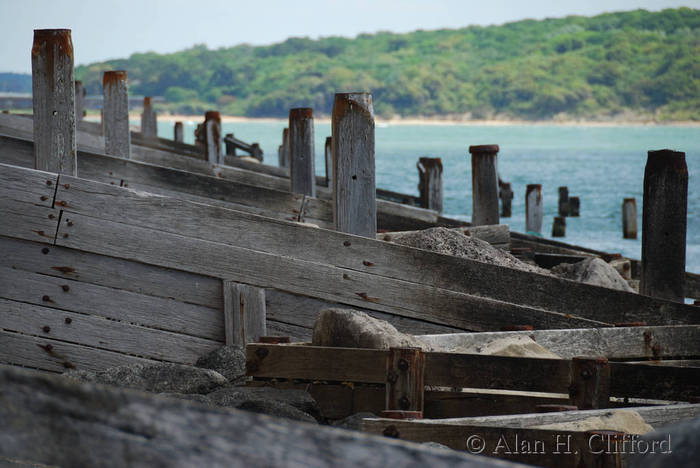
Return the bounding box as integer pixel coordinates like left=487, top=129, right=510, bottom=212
left=1, top=0, right=698, bottom=73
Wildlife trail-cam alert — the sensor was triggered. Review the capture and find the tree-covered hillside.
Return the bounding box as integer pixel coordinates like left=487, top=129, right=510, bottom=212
left=74, top=8, right=699, bottom=121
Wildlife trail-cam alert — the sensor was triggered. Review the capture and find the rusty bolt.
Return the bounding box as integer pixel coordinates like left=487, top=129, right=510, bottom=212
left=65, top=317, right=72, bottom=324
left=42, top=325, right=50, bottom=333
left=40, top=195, right=48, bottom=201
left=362, top=260, right=374, bottom=267
left=255, top=347, right=269, bottom=359
left=41, top=247, right=50, bottom=254
left=343, top=274, right=350, bottom=280
left=343, top=241, right=351, bottom=247
left=398, top=358, right=409, bottom=372
left=387, top=369, right=398, bottom=384
left=382, top=425, right=400, bottom=438
left=64, top=183, right=70, bottom=189
left=57, top=200, right=67, bottom=207
left=46, top=180, right=53, bottom=186
left=61, top=285, right=70, bottom=292
left=48, top=214, right=55, bottom=219
left=67, top=221, right=73, bottom=227
left=63, top=233, right=69, bottom=238
left=42, top=295, right=51, bottom=302
left=399, top=396, right=411, bottom=410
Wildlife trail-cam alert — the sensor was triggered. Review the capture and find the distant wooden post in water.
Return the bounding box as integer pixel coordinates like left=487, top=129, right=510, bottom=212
left=552, top=216, right=566, bottom=237
left=173, top=121, right=183, bottom=142
left=75, top=80, right=85, bottom=122
left=224, top=133, right=236, bottom=156
left=469, top=144, right=499, bottom=226
left=140, top=96, right=157, bottom=139
left=417, top=157, right=443, bottom=212
left=498, top=180, right=513, bottom=218
left=641, top=149, right=688, bottom=302
left=32, top=29, right=77, bottom=175
left=332, top=92, right=376, bottom=237
left=288, top=108, right=315, bottom=197
left=569, top=196, right=580, bottom=217
left=103, top=70, right=131, bottom=159
left=622, top=198, right=637, bottom=239
left=558, top=186, right=569, bottom=217
left=325, top=136, right=333, bottom=191
left=526, top=184, right=543, bottom=234
left=204, top=111, right=221, bottom=164
left=278, top=128, right=289, bottom=168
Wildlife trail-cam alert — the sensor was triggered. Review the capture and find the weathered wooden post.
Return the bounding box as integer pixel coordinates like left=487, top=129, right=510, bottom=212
left=569, top=357, right=610, bottom=409
left=526, top=184, right=543, bottom=234
left=204, top=111, right=221, bottom=164
left=223, top=281, right=266, bottom=345
left=173, top=121, right=183, bottom=142
left=558, top=186, right=569, bottom=217
left=31, top=29, right=76, bottom=175
left=224, top=133, right=236, bottom=156
left=102, top=70, right=131, bottom=159
left=140, top=96, right=157, bottom=139
left=74, top=80, right=85, bottom=122
left=332, top=92, right=376, bottom=237
left=278, top=127, right=289, bottom=168
left=288, top=108, right=316, bottom=197
left=622, top=198, right=637, bottom=239
left=569, top=196, right=580, bottom=217
left=417, top=157, right=443, bottom=212
left=382, top=347, right=424, bottom=419
left=250, top=143, right=263, bottom=162
left=640, top=149, right=688, bottom=302
left=325, top=136, right=333, bottom=190
left=552, top=216, right=566, bottom=237
left=499, top=180, right=513, bottom=217
left=469, top=144, right=499, bottom=226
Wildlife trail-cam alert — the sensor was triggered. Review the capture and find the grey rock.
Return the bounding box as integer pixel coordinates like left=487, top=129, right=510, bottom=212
left=552, top=257, right=636, bottom=292
left=207, top=386, right=322, bottom=422
left=195, top=346, right=247, bottom=385
left=629, top=416, right=699, bottom=468
left=423, top=442, right=453, bottom=450
left=63, top=362, right=227, bottom=394
left=158, top=392, right=214, bottom=406
left=388, top=227, right=548, bottom=275
left=312, top=308, right=421, bottom=349
left=236, top=400, right=318, bottom=424
left=332, top=412, right=378, bottom=431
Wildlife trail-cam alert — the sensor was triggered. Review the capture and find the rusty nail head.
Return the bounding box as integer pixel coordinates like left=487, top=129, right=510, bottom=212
left=581, top=369, right=591, bottom=379
left=46, top=180, right=53, bottom=186
left=387, top=369, right=398, bottom=384
left=399, top=396, right=411, bottom=410
left=48, top=214, right=55, bottom=219
left=42, top=295, right=50, bottom=301
left=343, top=241, right=351, bottom=247
left=42, top=326, right=50, bottom=333
left=64, top=183, right=70, bottom=189
left=63, top=233, right=69, bottom=238
left=65, top=317, right=72, bottom=324
left=67, top=221, right=73, bottom=226
left=41, top=247, right=50, bottom=254
left=61, top=285, right=70, bottom=292
left=382, top=425, right=400, bottom=438
left=398, top=358, right=409, bottom=372
left=40, top=195, right=48, bottom=201
left=255, top=347, right=269, bottom=359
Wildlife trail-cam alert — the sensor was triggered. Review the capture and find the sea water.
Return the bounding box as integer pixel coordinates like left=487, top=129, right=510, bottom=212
left=159, top=120, right=699, bottom=274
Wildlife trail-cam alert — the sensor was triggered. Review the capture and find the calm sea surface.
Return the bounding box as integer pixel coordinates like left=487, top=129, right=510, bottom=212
left=157, top=120, right=699, bottom=274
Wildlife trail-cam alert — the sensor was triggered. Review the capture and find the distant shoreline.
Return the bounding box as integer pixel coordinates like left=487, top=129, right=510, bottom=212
left=87, top=113, right=700, bottom=127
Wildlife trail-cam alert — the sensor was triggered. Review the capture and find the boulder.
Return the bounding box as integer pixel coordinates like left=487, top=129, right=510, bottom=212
left=64, top=362, right=227, bottom=394
left=195, top=346, right=247, bottom=385
left=332, top=412, right=378, bottom=431
left=312, top=308, right=421, bottom=349
left=206, top=386, right=322, bottom=422
left=552, top=257, right=636, bottom=292
left=629, top=416, right=699, bottom=468
left=387, top=227, right=548, bottom=275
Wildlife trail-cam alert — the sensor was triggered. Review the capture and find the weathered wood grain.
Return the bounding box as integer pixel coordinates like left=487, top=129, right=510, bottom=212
left=0, top=162, right=57, bottom=206
left=31, top=29, right=76, bottom=175
left=0, top=198, right=58, bottom=244
left=470, top=145, right=499, bottom=226
left=417, top=157, right=443, bottom=212
left=0, top=236, right=223, bottom=309
left=417, top=325, right=700, bottom=360
left=140, top=97, right=157, bottom=139
left=332, top=92, right=376, bottom=237
left=288, top=108, right=315, bottom=197
left=0, top=266, right=223, bottom=341
left=0, top=330, right=156, bottom=373
left=526, top=184, right=543, bottom=234
left=610, top=361, right=699, bottom=401
left=0, top=299, right=219, bottom=364
left=223, top=281, right=266, bottom=345
left=102, top=71, right=131, bottom=158
left=0, top=366, right=517, bottom=468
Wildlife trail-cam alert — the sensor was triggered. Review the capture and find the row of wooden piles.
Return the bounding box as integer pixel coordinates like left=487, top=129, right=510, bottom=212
left=0, top=29, right=698, bottom=468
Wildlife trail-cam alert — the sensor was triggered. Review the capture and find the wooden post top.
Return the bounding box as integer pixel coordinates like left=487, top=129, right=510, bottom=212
left=32, top=29, right=73, bottom=57
left=647, top=149, right=687, bottom=172
left=418, top=157, right=443, bottom=171
left=469, top=144, right=499, bottom=154
left=144, top=97, right=152, bottom=107
left=205, top=111, right=221, bottom=122
left=526, top=184, right=542, bottom=193
left=289, top=108, right=313, bottom=119
left=103, top=70, right=127, bottom=85
left=333, top=93, right=374, bottom=120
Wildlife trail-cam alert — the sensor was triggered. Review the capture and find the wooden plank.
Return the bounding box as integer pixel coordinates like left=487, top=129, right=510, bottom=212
left=223, top=281, right=266, bottom=345
left=0, top=162, right=57, bottom=206
left=53, top=212, right=604, bottom=331
left=0, top=198, right=58, bottom=244
left=0, top=266, right=223, bottom=341
left=0, top=366, right=513, bottom=468
left=50, top=175, right=698, bottom=327
left=332, top=92, right=376, bottom=237
left=0, top=330, right=156, bottom=373
left=0, top=299, right=219, bottom=364
left=610, top=362, right=700, bottom=401
left=102, top=71, right=131, bottom=159
left=417, top=326, right=700, bottom=360
left=31, top=29, right=76, bottom=175
left=0, top=236, right=223, bottom=310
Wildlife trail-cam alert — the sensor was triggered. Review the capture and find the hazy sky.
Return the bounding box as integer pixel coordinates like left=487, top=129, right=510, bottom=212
left=1, top=0, right=698, bottom=73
